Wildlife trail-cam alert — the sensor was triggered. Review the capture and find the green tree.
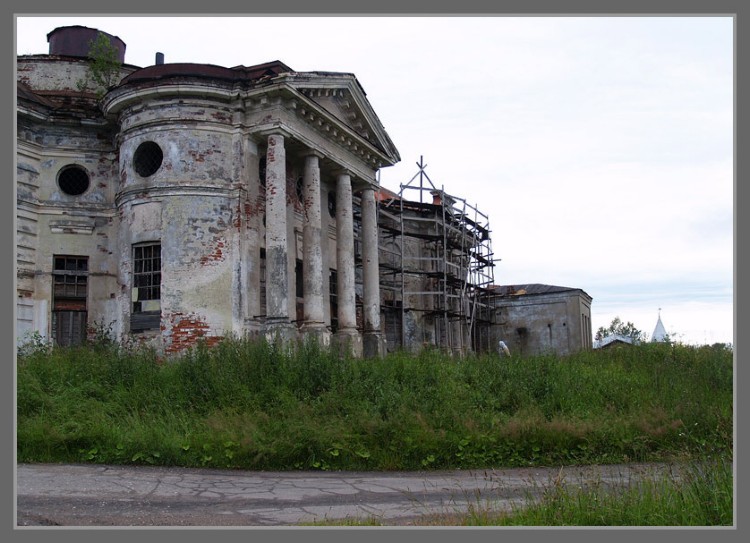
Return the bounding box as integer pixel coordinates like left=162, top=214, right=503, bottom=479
left=595, top=316, right=645, bottom=342
left=76, top=32, right=122, bottom=98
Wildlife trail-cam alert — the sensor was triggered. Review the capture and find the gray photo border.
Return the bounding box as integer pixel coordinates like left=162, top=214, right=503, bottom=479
left=6, top=1, right=744, bottom=542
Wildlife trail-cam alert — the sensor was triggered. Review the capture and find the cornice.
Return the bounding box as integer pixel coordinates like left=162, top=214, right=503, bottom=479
left=100, top=75, right=398, bottom=175
left=115, top=183, right=245, bottom=208
left=243, top=84, right=396, bottom=170
left=102, top=83, right=238, bottom=116
left=281, top=72, right=400, bottom=164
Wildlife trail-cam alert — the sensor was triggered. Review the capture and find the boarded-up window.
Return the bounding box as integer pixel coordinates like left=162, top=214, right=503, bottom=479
left=52, top=255, right=88, bottom=346
left=131, top=242, right=161, bottom=332
left=52, top=311, right=87, bottom=347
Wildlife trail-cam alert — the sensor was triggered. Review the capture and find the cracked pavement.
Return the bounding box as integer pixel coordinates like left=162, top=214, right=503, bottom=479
left=15, top=462, right=677, bottom=527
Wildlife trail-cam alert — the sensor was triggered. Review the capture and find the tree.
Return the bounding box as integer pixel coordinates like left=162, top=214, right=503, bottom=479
left=595, top=316, right=645, bottom=342
left=76, top=32, right=122, bottom=98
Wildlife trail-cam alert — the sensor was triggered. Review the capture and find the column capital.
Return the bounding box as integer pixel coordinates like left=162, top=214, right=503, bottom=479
left=257, top=126, right=294, bottom=140
left=352, top=178, right=379, bottom=193
left=304, top=149, right=325, bottom=160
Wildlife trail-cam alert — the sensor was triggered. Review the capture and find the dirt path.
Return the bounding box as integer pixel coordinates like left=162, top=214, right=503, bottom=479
left=15, top=461, right=680, bottom=527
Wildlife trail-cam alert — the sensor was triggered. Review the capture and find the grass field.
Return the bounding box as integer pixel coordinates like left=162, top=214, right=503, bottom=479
left=17, top=335, right=732, bottom=472
left=16, top=335, right=733, bottom=525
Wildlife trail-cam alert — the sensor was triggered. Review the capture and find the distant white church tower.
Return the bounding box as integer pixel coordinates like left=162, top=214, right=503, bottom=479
left=651, top=309, right=668, bottom=342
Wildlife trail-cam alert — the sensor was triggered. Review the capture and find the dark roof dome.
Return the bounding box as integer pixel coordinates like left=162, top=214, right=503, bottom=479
left=47, top=25, right=126, bottom=63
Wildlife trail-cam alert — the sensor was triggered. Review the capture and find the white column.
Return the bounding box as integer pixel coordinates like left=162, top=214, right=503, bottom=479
left=264, top=133, right=289, bottom=324
left=301, top=153, right=328, bottom=343
left=361, top=186, right=386, bottom=358
left=335, top=172, right=357, bottom=332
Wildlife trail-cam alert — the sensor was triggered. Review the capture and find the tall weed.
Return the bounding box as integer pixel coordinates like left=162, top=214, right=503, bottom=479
left=17, top=337, right=733, bottom=470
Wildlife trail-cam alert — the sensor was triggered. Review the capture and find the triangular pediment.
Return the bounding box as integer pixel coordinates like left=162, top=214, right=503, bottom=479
left=284, top=73, right=400, bottom=166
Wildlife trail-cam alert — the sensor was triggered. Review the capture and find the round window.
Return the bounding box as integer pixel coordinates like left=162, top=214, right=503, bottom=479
left=57, top=165, right=90, bottom=196
left=133, top=141, right=163, bottom=177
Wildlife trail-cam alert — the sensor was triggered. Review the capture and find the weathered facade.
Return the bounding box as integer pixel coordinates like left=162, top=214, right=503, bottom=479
left=491, top=284, right=593, bottom=357
left=16, top=26, right=592, bottom=359
left=16, top=25, right=400, bottom=357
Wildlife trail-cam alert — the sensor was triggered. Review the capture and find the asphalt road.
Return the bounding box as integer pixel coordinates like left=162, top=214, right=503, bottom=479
left=15, top=462, right=678, bottom=527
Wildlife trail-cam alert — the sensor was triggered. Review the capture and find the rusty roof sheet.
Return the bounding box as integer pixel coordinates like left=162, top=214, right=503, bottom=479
left=493, top=284, right=583, bottom=297
left=120, top=60, right=294, bottom=85
left=16, top=81, right=58, bottom=109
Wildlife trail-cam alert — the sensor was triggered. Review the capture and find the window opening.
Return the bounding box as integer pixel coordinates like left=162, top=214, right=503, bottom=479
left=295, top=176, right=304, bottom=204
left=133, top=141, right=163, bottom=177
left=131, top=242, right=161, bottom=331
left=295, top=259, right=304, bottom=324
left=329, top=269, right=338, bottom=333
left=57, top=166, right=90, bottom=196
left=328, top=191, right=336, bottom=217
left=259, top=156, right=267, bottom=188
left=52, top=255, right=88, bottom=346
left=295, top=260, right=304, bottom=299
left=259, top=248, right=266, bottom=317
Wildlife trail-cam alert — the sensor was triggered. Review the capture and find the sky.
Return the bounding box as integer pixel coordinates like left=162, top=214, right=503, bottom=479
left=14, top=15, right=735, bottom=346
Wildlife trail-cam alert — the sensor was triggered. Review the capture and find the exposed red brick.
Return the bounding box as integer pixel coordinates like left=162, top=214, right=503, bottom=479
left=165, top=312, right=223, bottom=354
left=199, top=238, right=226, bottom=265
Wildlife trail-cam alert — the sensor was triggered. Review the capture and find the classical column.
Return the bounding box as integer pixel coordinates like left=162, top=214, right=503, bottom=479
left=300, top=152, right=329, bottom=345
left=264, top=133, right=295, bottom=345
left=332, top=171, right=362, bottom=357
left=361, top=186, right=386, bottom=358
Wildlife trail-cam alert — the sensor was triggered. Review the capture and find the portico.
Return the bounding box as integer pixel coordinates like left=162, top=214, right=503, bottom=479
left=258, top=133, right=387, bottom=357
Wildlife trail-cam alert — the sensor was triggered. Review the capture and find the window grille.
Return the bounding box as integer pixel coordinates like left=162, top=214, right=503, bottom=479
left=131, top=242, right=161, bottom=331
left=52, top=255, right=88, bottom=346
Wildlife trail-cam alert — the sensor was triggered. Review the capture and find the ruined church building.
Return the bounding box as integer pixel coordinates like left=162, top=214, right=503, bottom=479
left=16, top=26, right=593, bottom=358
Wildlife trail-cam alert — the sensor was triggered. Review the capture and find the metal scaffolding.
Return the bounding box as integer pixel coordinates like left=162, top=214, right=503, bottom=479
left=378, top=157, right=497, bottom=355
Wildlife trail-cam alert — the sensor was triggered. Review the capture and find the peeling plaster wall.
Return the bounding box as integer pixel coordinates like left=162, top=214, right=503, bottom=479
left=18, top=45, right=399, bottom=356
left=161, top=196, right=237, bottom=341
left=115, top=199, right=159, bottom=344
left=16, top=145, right=43, bottom=341
left=17, top=56, right=135, bottom=94
left=492, top=291, right=592, bottom=357
left=116, top=98, right=243, bottom=351
left=16, top=99, right=120, bottom=345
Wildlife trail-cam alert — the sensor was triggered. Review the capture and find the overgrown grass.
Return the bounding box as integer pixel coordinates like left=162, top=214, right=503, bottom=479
left=483, top=455, right=733, bottom=526
left=16, top=336, right=733, bottom=472
left=304, top=455, right=734, bottom=526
